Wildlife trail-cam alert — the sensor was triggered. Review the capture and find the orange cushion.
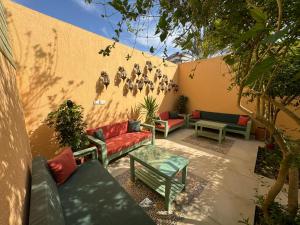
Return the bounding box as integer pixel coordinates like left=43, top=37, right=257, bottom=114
left=238, top=116, right=250, bottom=126
left=192, top=111, right=200, bottom=119
left=105, top=131, right=151, bottom=155
left=159, top=112, right=169, bottom=121
left=47, top=148, right=77, bottom=185
left=156, top=119, right=184, bottom=129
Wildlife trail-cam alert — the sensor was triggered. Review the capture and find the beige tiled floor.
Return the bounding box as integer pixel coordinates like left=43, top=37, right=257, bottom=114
left=109, top=128, right=262, bottom=225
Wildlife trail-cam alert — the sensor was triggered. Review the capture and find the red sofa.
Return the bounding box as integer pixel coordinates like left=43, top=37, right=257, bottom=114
left=154, top=112, right=186, bottom=138
left=86, top=121, right=154, bottom=168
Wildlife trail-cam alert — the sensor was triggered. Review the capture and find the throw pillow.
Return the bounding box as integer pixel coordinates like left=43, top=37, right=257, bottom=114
left=191, top=111, right=200, bottom=119
left=47, top=147, right=77, bottom=185
left=128, top=120, right=141, bottom=132
left=169, top=111, right=179, bottom=119
left=238, top=115, right=250, bottom=126
left=93, top=128, right=105, bottom=141
left=159, top=111, right=169, bottom=121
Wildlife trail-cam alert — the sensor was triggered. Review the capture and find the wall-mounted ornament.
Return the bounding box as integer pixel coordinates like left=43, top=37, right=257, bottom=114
left=174, top=84, right=179, bottom=92
left=144, top=75, right=150, bottom=84
left=126, top=78, right=134, bottom=91
left=155, top=69, right=162, bottom=79
left=146, top=61, right=153, bottom=72
left=167, top=83, right=172, bottom=92
left=159, top=81, right=165, bottom=91
left=137, top=79, right=144, bottom=92
left=162, top=75, right=168, bottom=85
left=149, top=81, right=155, bottom=92
left=100, top=71, right=110, bottom=88
left=117, top=66, right=127, bottom=81
left=133, top=63, right=141, bottom=76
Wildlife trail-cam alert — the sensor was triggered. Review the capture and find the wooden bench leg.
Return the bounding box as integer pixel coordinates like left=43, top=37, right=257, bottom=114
left=165, top=179, right=171, bottom=212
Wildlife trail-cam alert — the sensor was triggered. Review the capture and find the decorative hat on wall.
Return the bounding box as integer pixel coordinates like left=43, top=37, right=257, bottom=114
left=155, top=69, right=162, bottom=79
left=126, top=78, right=134, bottom=91
left=117, top=66, right=127, bottom=81
left=100, top=71, right=110, bottom=89
left=137, top=79, right=144, bottom=92
left=133, top=63, right=141, bottom=76
left=146, top=61, right=153, bottom=72
left=149, top=81, right=155, bottom=92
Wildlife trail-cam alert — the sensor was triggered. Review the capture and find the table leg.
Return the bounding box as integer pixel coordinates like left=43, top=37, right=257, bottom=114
left=218, top=128, right=222, bottom=144
left=182, top=165, right=188, bottom=190
left=165, top=179, right=171, bottom=212
left=195, top=124, right=198, bottom=136
left=130, top=157, right=135, bottom=182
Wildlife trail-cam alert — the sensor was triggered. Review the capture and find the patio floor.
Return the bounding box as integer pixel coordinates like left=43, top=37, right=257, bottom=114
left=108, top=128, right=262, bottom=225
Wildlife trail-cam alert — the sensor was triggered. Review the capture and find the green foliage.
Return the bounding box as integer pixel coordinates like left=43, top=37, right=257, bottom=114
left=255, top=195, right=300, bottom=225
left=176, top=95, right=188, bottom=114
left=46, top=100, right=88, bottom=151
left=139, top=96, right=159, bottom=124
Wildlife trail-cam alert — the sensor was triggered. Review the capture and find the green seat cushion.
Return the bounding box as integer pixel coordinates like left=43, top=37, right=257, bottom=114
left=29, top=157, right=65, bottom=225
left=200, top=111, right=239, bottom=124
left=226, top=123, right=247, bottom=131
left=93, top=128, right=105, bottom=141
left=58, top=160, right=155, bottom=225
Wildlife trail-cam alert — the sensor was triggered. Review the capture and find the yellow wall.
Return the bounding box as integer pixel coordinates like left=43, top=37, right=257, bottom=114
left=5, top=0, right=179, bottom=158
left=0, top=52, right=32, bottom=224
left=179, top=58, right=300, bottom=139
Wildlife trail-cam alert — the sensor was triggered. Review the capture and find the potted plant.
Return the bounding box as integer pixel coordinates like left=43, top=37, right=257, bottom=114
left=139, top=96, right=159, bottom=125
left=46, top=100, right=89, bottom=152
left=176, top=95, right=188, bottom=114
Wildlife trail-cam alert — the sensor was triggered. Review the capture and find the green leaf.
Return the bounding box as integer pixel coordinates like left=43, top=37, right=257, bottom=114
left=149, top=46, right=155, bottom=53
left=262, top=29, right=288, bottom=44
left=248, top=4, right=267, bottom=23
left=246, top=56, right=276, bottom=85
left=234, top=23, right=265, bottom=46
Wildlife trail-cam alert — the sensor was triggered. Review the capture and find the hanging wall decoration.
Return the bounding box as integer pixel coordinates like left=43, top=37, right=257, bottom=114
left=162, top=75, right=168, bottom=85
left=138, top=79, right=144, bottom=92
left=146, top=61, right=153, bottom=72
left=117, top=66, right=127, bottom=81
left=167, top=83, right=172, bottom=92
left=174, top=84, right=179, bottom=92
left=126, top=78, right=134, bottom=91
left=133, top=63, right=141, bottom=76
left=149, top=81, right=155, bottom=92
left=100, top=71, right=110, bottom=89
left=155, top=69, right=162, bottom=79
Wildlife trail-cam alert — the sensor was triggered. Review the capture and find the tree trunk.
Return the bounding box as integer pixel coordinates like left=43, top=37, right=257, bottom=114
left=262, top=153, right=291, bottom=218
left=288, top=166, right=299, bottom=218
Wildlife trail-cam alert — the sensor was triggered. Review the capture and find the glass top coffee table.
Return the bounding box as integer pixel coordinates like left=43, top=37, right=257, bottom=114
left=129, top=145, right=189, bottom=211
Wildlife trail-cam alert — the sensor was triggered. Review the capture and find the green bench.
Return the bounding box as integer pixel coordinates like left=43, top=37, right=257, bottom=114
left=188, top=110, right=252, bottom=140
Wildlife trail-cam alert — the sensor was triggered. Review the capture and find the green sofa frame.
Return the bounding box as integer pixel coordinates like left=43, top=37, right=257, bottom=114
left=187, top=114, right=252, bottom=140
left=87, top=123, right=155, bottom=168
left=154, top=114, right=187, bottom=138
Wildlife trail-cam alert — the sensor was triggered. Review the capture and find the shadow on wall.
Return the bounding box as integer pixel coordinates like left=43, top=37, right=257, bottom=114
left=7, top=11, right=85, bottom=158
left=0, top=54, right=31, bottom=225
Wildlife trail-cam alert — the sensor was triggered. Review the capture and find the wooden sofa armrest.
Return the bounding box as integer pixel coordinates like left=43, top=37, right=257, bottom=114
left=154, top=119, right=168, bottom=125
left=178, top=113, right=188, bottom=127
left=73, top=146, right=98, bottom=160
left=141, top=123, right=155, bottom=145
left=87, top=135, right=108, bottom=168
left=154, top=119, right=169, bottom=138
left=245, top=119, right=252, bottom=140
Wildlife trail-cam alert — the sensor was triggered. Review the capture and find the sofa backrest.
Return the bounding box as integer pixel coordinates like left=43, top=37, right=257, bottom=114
left=86, top=121, right=129, bottom=140
left=29, top=157, right=65, bottom=225
left=200, top=111, right=240, bottom=124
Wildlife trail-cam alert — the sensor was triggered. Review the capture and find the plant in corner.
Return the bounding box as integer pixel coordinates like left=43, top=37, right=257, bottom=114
left=139, top=96, right=159, bottom=125
left=176, top=95, right=188, bottom=114
left=46, top=100, right=88, bottom=152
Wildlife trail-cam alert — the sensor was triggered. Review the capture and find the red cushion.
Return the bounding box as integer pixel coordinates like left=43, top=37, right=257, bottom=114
left=192, top=111, right=200, bottom=119
left=159, top=112, right=169, bottom=121
left=105, top=131, right=151, bottom=155
left=87, top=121, right=128, bottom=139
left=156, top=119, right=184, bottom=129
left=47, top=148, right=77, bottom=185
left=238, top=116, right=250, bottom=126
